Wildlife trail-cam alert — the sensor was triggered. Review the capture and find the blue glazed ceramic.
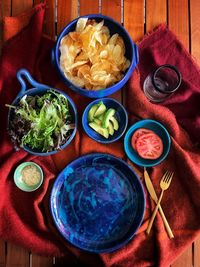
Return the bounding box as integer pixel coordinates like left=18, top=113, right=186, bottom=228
left=82, top=98, right=128, bottom=143
left=50, top=153, right=145, bottom=253
left=124, top=119, right=171, bottom=167
left=8, top=69, right=77, bottom=156
left=52, top=14, right=139, bottom=98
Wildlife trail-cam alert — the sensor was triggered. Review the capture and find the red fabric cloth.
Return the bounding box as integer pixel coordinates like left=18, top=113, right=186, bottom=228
left=0, top=3, right=200, bottom=267
left=138, top=26, right=200, bottom=144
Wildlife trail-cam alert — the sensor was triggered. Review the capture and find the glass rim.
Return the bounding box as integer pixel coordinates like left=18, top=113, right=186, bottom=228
left=152, top=64, right=182, bottom=94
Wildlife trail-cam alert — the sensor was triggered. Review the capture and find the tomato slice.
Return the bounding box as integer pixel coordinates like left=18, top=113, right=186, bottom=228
left=135, top=133, right=163, bottom=159
left=131, top=128, right=154, bottom=150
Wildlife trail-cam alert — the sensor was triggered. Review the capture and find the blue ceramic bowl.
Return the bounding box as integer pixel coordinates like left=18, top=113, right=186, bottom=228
left=50, top=153, right=145, bottom=253
left=124, top=119, right=171, bottom=167
left=8, top=69, right=77, bottom=156
left=82, top=98, right=128, bottom=143
left=52, top=14, right=139, bottom=98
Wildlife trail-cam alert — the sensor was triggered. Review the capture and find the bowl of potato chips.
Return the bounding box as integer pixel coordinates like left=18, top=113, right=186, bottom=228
left=52, top=14, right=139, bottom=98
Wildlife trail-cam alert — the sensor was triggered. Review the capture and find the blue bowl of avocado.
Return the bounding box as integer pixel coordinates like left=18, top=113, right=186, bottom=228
left=82, top=98, right=128, bottom=143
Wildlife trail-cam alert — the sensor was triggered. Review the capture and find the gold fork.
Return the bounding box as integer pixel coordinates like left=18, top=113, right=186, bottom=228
left=146, top=171, right=174, bottom=235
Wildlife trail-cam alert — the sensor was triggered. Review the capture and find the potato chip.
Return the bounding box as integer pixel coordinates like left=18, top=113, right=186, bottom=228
left=59, top=18, right=130, bottom=90
left=77, top=65, right=91, bottom=78
left=108, top=33, right=119, bottom=46
left=76, top=18, right=88, bottom=32
left=100, top=50, right=108, bottom=59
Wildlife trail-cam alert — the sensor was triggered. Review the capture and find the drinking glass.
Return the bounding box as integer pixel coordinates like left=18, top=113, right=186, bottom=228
left=143, top=64, right=182, bottom=102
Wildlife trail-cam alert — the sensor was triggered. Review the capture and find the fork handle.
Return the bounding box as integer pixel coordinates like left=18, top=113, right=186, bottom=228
left=158, top=204, right=174, bottom=238
left=146, top=190, right=164, bottom=235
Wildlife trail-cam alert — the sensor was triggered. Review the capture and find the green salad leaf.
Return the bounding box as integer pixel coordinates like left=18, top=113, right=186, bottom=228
left=8, top=90, right=75, bottom=152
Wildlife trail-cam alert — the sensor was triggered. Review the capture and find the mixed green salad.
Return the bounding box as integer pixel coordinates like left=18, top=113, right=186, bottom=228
left=7, top=90, right=75, bottom=152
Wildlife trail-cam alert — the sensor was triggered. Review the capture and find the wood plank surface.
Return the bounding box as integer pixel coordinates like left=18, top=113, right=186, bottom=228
left=102, top=0, right=121, bottom=23
left=194, top=237, right=200, bottom=267
left=11, top=0, right=33, bottom=16
left=0, top=0, right=11, bottom=48
left=6, top=243, right=30, bottom=267
left=34, top=0, right=55, bottom=39
left=168, top=0, right=189, bottom=50
left=102, top=0, right=122, bottom=102
left=57, top=0, right=78, bottom=35
left=31, top=254, right=53, bottom=267
left=124, top=0, right=144, bottom=42
left=190, top=0, right=200, bottom=64
left=0, top=241, right=6, bottom=267
left=80, top=0, right=99, bottom=15
left=146, top=0, right=167, bottom=32
left=123, top=0, right=144, bottom=107
left=171, top=246, right=193, bottom=267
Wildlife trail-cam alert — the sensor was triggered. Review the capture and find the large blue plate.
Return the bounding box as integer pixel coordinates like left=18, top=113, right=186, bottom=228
left=50, top=153, right=145, bottom=253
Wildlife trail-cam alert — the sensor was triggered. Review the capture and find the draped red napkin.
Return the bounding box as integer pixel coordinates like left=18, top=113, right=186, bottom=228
left=0, top=3, right=200, bottom=267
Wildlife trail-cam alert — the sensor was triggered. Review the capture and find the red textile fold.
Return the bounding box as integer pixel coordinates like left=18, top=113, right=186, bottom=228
left=138, top=25, right=200, bottom=144
left=0, top=3, right=200, bottom=267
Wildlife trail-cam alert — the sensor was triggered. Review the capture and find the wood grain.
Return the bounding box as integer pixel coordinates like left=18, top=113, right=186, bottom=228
left=102, top=0, right=121, bottom=23
left=57, top=0, right=78, bottom=35
left=0, top=240, right=6, bottom=267
left=194, top=236, right=200, bottom=267
left=171, top=246, right=193, bottom=267
left=31, top=254, right=53, bottom=267
left=190, top=0, right=200, bottom=64
left=34, top=0, right=55, bottom=39
left=168, top=0, right=189, bottom=50
left=146, top=0, right=167, bottom=32
left=124, top=0, right=144, bottom=42
left=6, top=243, right=30, bottom=267
left=11, top=0, right=33, bottom=16
left=0, top=0, right=12, bottom=17
left=0, top=0, right=12, bottom=48
left=80, top=0, right=99, bottom=15
left=102, top=0, right=122, bottom=102
left=123, top=0, right=144, bottom=107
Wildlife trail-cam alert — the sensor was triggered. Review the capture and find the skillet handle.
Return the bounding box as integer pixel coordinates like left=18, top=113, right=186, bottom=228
left=51, top=48, right=56, bottom=68
left=134, top=44, right=139, bottom=65
left=16, top=69, right=47, bottom=97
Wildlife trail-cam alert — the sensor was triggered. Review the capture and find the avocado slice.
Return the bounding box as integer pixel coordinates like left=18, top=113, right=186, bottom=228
left=93, top=118, right=102, bottom=126
left=108, top=122, right=114, bottom=136
left=89, top=122, right=109, bottom=138
left=94, top=101, right=106, bottom=117
left=88, top=104, right=98, bottom=122
left=97, top=114, right=104, bottom=121
left=102, top=108, right=115, bottom=128
left=110, top=116, right=119, bottom=131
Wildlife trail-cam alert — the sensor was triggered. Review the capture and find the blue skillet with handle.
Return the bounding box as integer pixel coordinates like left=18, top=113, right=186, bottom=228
left=8, top=68, right=77, bottom=156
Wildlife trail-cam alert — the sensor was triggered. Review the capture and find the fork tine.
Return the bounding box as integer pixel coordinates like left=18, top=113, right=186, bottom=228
left=168, top=172, right=174, bottom=183
left=163, top=171, right=170, bottom=182
left=165, top=172, right=171, bottom=183
left=165, top=172, right=174, bottom=184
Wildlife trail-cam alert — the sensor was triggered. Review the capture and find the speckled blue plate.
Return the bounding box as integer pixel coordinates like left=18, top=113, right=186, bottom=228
left=50, top=153, right=145, bottom=253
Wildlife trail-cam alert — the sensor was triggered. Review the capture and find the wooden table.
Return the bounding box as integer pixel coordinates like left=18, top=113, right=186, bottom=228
left=0, top=0, right=200, bottom=266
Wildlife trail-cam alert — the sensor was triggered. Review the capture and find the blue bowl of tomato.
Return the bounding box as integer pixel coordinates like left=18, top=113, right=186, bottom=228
left=124, top=119, right=171, bottom=167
